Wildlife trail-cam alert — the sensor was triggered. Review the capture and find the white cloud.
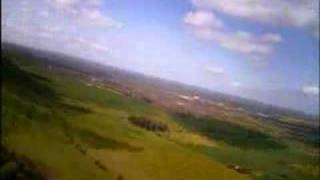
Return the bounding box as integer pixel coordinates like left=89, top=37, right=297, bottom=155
left=184, top=10, right=223, bottom=29
left=204, top=65, right=244, bottom=89
left=41, top=25, right=62, bottom=33
left=219, top=31, right=282, bottom=60
left=184, top=10, right=282, bottom=60
left=87, top=0, right=103, bottom=7
left=39, top=10, right=50, bottom=18
left=206, top=65, right=225, bottom=75
left=191, top=0, right=319, bottom=37
left=81, top=9, right=123, bottom=28
left=52, top=0, right=77, bottom=8
left=231, top=81, right=241, bottom=88
left=49, top=0, right=123, bottom=28
left=68, top=36, right=112, bottom=54
left=302, top=85, right=319, bottom=96
left=89, top=42, right=112, bottom=53
left=38, top=31, right=53, bottom=38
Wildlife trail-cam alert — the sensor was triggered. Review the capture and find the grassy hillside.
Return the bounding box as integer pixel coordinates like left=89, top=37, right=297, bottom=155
left=1, top=49, right=319, bottom=180
left=1, top=51, right=250, bottom=179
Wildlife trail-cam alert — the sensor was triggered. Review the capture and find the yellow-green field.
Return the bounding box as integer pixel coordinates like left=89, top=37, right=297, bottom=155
left=2, top=52, right=250, bottom=180
left=1, top=50, right=319, bottom=180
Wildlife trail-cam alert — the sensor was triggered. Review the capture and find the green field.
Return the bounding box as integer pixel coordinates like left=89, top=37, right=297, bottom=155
left=1, top=51, right=319, bottom=180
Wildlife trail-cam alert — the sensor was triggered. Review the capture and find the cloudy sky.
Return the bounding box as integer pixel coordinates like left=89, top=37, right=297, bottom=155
left=2, top=0, right=319, bottom=114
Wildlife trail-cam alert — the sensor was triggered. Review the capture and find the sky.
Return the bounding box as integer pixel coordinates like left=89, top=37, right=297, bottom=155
left=2, top=0, right=319, bottom=114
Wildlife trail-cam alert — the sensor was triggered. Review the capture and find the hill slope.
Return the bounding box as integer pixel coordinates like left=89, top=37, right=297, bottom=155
left=1, top=48, right=250, bottom=179
left=1, top=45, right=319, bottom=180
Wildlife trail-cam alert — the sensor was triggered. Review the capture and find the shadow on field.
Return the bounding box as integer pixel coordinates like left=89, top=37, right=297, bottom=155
left=128, top=116, right=168, bottom=132
left=0, top=146, right=46, bottom=180
left=63, top=124, right=143, bottom=152
left=75, top=128, right=143, bottom=151
left=2, top=56, right=59, bottom=107
left=2, top=56, right=93, bottom=119
left=59, top=103, right=92, bottom=114
left=174, top=113, right=286, bottom=150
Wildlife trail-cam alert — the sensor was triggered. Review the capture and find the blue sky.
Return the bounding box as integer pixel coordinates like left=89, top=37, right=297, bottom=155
left=2, top=0, right=319, bottom=114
